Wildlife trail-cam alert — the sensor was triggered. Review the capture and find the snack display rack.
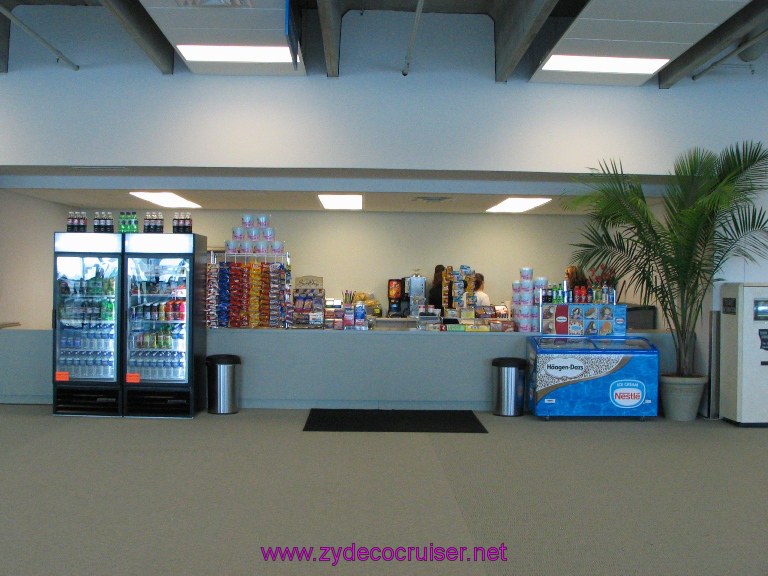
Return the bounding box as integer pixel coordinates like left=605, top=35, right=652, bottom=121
left=206, top=254, right=292, bottom=329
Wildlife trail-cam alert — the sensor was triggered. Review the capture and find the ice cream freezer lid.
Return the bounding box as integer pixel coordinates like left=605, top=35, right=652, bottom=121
left=532, top=337, right=599, bottom=351
left=590, top=337, right=656, bottom=351
left=530, top=336, right=656, bottom=351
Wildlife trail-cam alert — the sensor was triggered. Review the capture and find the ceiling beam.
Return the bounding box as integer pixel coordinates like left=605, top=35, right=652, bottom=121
left=658, top=0, right=768, bottom=89
left=99, top=0, right=175, bottom=74
left=316, top=0, right=346, bottom=77
left=491, top=0, right=560, bottom=82
left=0, top=14, right=8, bottom=73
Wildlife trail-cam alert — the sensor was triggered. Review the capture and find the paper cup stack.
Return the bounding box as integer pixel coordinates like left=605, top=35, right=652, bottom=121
left=224, top=214, right=286, bottom=255
left=512, top=267, right=541, bottom=332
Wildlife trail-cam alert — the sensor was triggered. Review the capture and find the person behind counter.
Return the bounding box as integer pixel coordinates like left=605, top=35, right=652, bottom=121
left=428, top=264, right=445, bottom=311
left=473, top=273, right=491, bottom=306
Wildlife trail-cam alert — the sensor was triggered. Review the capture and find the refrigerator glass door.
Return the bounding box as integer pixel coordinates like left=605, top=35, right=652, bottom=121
left=125, top=256, right=190, bottom=385
left=54, top=256, right=119, bottom=382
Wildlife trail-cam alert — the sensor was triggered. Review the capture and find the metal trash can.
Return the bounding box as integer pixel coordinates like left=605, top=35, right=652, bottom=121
left=206, top=354, right=241, bottom=414
left=491, top=357, right=527, bottom=416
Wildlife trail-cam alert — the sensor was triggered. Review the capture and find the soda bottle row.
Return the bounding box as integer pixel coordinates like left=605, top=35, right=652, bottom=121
left=130, top=299, right=186, bottom=322
left=63, top=209, right=193, bottom=234
left=59, top=325, right=115, bottom=351
left=173, top=212, right=193, bottom=233
left=58, top=351, right=115, bottom=378
left=66, top=211, right=89, bottom=232
left=129, top=351, right=185, bottom=379
left=143, top=212, right=165, bottom=233
left=129, top=326, right=185, bottom=350
left=119, top=211, right=140, bottom=233
left=59, top=299, right=115, bottom=322
left=93, top=212, right=116, bottom=233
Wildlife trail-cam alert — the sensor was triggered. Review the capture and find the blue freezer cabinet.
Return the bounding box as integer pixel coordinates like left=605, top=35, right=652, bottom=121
left=526, top=336, right=659, bottom=418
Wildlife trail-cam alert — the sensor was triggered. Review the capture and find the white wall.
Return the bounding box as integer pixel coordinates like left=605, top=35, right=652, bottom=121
left=0, top=195, right=588, bottom=329
left=0, top=191, right=68, bottom=327
left=4, top=4, right=768, bottom=343
left=1, top=7, right=767, bottom=175
left=196, top=209, right=588, bottom=305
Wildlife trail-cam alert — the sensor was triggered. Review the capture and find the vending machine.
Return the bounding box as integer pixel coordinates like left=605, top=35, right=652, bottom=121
left=719, top=283, right=768, bottom=425
left=53, top=233, right=123, bottom=416
left=123, top=233, right=207, bottom=417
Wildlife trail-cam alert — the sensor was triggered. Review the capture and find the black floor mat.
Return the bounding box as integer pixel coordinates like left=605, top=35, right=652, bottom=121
left=303, top=409, right=488, bottom=433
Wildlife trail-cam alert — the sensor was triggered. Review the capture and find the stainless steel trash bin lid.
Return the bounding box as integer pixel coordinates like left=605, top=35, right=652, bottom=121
left=206, top=354, right=241, bottom=366
left=491, top=358, right=527, bottom=369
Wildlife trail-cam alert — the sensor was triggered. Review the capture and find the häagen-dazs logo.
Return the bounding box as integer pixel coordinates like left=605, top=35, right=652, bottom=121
left=544, top=357, right=585, bottom=379
left=610, top=380, right=646, bottom=408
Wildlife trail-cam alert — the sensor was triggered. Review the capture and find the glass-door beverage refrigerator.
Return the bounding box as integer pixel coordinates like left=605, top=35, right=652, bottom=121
left=123, top=233, right=207, bottom=417
left=53, top=233, right=123, bottom=416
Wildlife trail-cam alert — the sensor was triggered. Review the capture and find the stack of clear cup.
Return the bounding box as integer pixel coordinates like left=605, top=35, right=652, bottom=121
left=518, top=267, right=536, bottom=332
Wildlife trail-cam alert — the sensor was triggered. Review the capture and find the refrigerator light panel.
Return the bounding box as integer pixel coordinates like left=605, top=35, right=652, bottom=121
left=124, top=234, right=194, bottom=254
left=54, top=232, right=122, bottom=253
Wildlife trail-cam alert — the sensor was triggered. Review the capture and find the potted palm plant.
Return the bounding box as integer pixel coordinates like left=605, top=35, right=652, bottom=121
left=567, top=141, right=768, bottom=420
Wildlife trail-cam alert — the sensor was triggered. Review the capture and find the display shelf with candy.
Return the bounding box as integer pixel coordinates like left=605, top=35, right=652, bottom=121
left=205, top=262, right=219, bottom=329
left=293, top=288, right=326, bottom=329
left=440, top=264, right=476, bottom=314
left=206, top=260, right=292, bottom=329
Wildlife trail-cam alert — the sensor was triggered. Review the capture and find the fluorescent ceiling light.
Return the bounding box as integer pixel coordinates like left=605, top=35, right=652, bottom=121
left=177, top=44, right=293, bottom=63
left=130, top=192, right=201, bottom=208
left=318, top=194, right=363, bottom=210
left=486, top=197, right=551, bottom=213
left=543, top=55, right=669, bottom=75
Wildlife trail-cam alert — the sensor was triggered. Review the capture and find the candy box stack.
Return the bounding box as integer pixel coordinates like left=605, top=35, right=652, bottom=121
left=293, top=276, right=325, bottom=329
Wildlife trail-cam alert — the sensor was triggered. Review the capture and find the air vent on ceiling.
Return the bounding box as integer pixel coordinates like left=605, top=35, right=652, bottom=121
left=175, top=0, right=256, bottom=6
left=413, top=196, right=451, bottom=203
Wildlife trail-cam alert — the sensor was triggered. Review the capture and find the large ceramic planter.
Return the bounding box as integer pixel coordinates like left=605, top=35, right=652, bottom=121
left=660, top=374, right=708, bottom=421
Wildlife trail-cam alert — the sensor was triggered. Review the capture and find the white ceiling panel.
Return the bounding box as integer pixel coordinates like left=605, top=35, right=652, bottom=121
left=531, top=0, right=753, bottom=87
left=139, top=0, right=284, bottom=7
left=578, top=0, right=749, bottom=24
left=165, top=27, right=289, bottom=45
left=146, top=7, right=285, bottom=30
left=553, top=38, right=691, bottom=59
left=568, top=19, right=722, bottom=45
left=138, top=0, right=302, bottom=76
left=530, top=69, right=653, bottom=86
left=183, top=59, right=305, bottom=74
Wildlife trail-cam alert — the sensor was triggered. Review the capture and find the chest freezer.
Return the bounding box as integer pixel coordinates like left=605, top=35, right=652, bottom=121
left=527, top=336, right=659, bottom=418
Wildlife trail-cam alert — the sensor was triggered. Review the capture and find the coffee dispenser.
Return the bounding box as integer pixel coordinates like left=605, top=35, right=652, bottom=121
left=387, top=278, right=405, bottom=317
left=406, top=275, right=427, bottom=317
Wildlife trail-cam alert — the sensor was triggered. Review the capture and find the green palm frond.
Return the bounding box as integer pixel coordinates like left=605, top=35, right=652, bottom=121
left=569, top=141, right=768, bottom=376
